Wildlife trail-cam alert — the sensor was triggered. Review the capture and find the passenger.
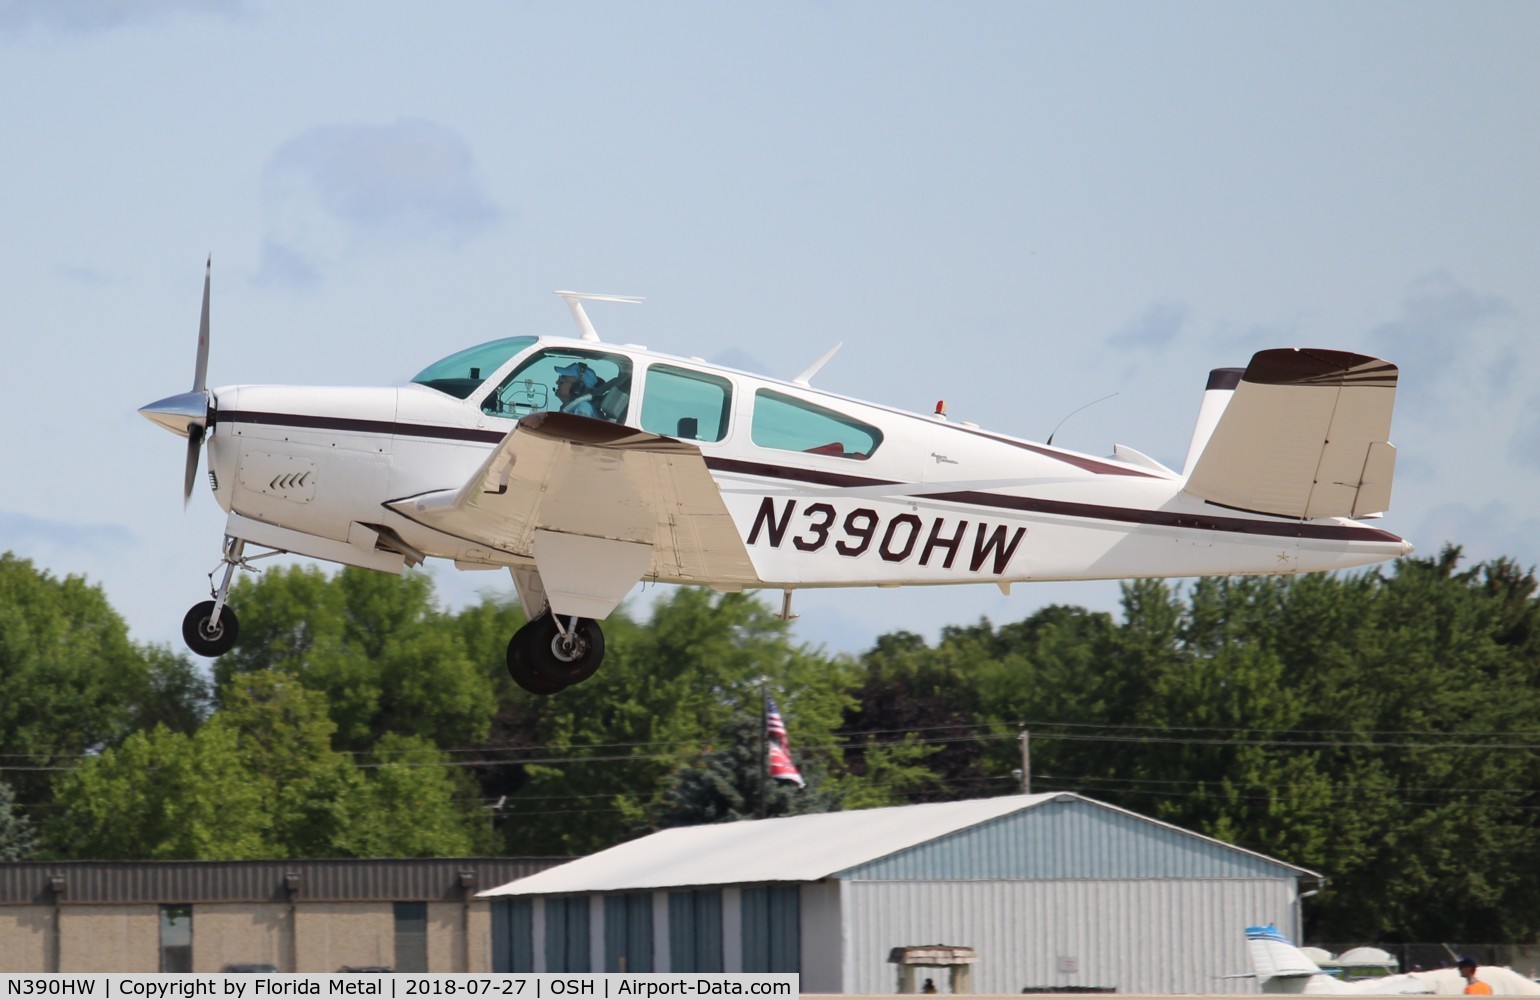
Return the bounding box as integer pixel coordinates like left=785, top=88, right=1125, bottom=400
left=1457, top=956, right=1492, bottom=995
left=553, top=362, right=601, bottom=418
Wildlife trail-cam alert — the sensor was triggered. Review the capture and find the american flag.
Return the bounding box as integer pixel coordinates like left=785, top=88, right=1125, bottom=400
left=765, top=696, right=805, bottom=788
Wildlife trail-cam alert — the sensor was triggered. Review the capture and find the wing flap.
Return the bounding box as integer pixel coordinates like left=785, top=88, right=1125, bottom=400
left=391, top=412, right=759, bottom=588
left=1184, top=349, right=1398, bottom=520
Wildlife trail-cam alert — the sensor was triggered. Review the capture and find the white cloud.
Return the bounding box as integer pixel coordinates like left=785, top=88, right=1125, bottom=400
left=1368, top=271, right=1515, bottom=408
left=0, top=0, right=244, bottom=37
left=256, top=119, right=501, bottom=288
left=1106, top=300, right=1190, bottom=351
left=0, top=511, right=134, bottom=554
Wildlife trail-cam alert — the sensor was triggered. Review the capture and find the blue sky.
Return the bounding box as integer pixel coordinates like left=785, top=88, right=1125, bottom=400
left=1, top=1, right=1537, bottom=656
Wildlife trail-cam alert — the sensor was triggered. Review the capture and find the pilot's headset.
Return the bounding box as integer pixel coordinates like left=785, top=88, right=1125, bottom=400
left=558, top=361, right=596, bottom=393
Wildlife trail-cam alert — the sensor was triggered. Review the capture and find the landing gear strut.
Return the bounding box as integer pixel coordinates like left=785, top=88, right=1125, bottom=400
left=505, top=612, right=606, bottom=695
left=181, top=536, right=255, bottom=658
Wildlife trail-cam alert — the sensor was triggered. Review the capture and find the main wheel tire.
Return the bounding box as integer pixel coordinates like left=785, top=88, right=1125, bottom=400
left=523, top=614, right=606, bottom=687
left=505, top=629, right=568, bottom=696
left=182, top=600, right=239, bottom=657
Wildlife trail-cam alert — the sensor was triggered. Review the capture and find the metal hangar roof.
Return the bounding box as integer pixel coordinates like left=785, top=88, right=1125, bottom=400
left=479, top=792, right=1318, bottom=897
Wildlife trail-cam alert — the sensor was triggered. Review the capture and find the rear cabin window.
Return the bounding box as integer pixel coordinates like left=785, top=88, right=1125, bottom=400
left=640, top=365, right=732, bottom=442
left=750, top=389, right=882, bottom=460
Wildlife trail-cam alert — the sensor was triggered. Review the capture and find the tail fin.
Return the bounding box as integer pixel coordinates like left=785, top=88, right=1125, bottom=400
left=1181, top=367, right=1244, bottom=476
left=1184, top=349, right=1398, bottom=520
left=1247, top=924, right=1325, bottom=994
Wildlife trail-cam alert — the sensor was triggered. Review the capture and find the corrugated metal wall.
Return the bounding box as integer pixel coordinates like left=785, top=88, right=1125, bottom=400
left=842, top=877, right=1297, bottom=994
left=740, top=885, right=799, bottom=972
left=544, top=895, right=592, bottom=972
left=603, top=892, right=654, bottom=972
left=845, top=796, right=1307, bottom=881
left=667, top=889, right=723, bottom=972
left=0, top=859, right=564, bottom=905
left=491, top=897, right=534, bottom=972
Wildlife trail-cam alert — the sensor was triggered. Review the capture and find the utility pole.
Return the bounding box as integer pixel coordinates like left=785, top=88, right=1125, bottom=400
left=1018, top=729, right=1030, bottom=794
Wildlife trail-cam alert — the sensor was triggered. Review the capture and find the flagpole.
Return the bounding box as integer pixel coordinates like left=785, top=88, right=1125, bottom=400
left=758, top=676, right=769, bottom=819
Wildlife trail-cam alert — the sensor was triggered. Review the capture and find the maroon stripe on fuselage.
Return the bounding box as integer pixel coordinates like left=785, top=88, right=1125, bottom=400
left=704, top=456, right=898, bottom=490
left=917, top=489, right=1403, bottom=543
left=220, top=411, right=1401, bottom=546
left=703, top=459, right=1398, bottom=543
left=219, top=410, right=506, bottom=444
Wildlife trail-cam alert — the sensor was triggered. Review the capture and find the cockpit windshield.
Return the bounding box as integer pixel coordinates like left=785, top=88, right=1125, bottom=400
left=410, top=337, right=536, bottom=399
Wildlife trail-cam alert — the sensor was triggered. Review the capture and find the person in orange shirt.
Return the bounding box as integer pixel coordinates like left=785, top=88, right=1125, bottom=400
left=1458, top=956, right=1493, bottom=995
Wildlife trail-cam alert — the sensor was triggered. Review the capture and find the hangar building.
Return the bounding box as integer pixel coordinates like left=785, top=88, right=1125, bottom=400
left=0, top=857, right=560, bottom=973
left=481, top=792, right=1319, bottom=993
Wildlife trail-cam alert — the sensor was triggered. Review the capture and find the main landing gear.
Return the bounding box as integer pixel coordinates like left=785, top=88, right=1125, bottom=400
left=506, top=612, right=605, bottom=696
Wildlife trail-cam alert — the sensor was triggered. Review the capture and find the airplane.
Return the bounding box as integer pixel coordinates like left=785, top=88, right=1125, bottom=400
left=140, top=261, right=1413, bottom=695
left=1244, top=924, right=1540, bottom=995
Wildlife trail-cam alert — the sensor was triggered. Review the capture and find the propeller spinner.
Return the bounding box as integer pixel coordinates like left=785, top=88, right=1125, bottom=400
left=138, top=257, right=214, bottom=505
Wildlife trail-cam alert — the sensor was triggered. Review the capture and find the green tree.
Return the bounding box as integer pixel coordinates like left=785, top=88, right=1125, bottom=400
left=131, top=644, right=214, bottom=734
left=496, top=589, right=857, bottom=855
left=216, top=671, right=365, bottom=856
left=651, top=710, right=841, bottom=826
left=337, top=734, right=495, bottom=857
left=47, top=670, right=492, bottom=860
left=215, top=566, right=495, bottom=751
left=839, top=629, right=994, bottom=801
left=0, top=780, right=37, bottom=860
left=0, top=554, right=211, bottom=808
left=48, top=722, right=271, bottom=859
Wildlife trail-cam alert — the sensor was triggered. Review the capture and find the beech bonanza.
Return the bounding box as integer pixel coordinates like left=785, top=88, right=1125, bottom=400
left=141, top=263, right=1411, bottom=694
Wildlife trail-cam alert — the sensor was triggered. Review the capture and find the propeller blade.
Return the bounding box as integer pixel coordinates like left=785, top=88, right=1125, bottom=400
left=193, top=255, right=210, bottom=393
left=183, top=424, right=205, bottom=505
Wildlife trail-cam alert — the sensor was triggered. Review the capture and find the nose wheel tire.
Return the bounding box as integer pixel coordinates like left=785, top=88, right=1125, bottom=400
left=182, top=600, right=239, bottom=657
left=505, top=614, right=605, bottom=695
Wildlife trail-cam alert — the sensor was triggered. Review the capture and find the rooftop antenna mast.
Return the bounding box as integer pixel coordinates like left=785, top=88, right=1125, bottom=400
left=554, top=291, right=644, bottom=342
left=793, top=342, right=843, bottom=386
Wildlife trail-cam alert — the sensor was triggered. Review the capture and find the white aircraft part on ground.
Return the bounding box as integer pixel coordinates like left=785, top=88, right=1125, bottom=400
left=1246, top=925, right=1540, bottom=995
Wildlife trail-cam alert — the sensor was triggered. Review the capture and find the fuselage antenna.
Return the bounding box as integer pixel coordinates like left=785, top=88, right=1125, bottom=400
left=554, top=291, right=644, bottom=342
left=1046, top=392, right=1118, bottom=447
left=793, top=341, right=843, bottom=386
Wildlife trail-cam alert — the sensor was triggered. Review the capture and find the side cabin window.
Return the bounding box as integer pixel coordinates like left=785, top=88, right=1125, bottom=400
left=640, top=365, right=732, bottom=442
left=482, top=348, right=633, bottom=423
left=751, top=389, right=882, bottom=460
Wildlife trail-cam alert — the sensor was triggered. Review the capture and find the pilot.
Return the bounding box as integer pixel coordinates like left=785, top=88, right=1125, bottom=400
left=1457, top=956, right=1491, bottom=995
left=554, top=362, right=601, bottom=418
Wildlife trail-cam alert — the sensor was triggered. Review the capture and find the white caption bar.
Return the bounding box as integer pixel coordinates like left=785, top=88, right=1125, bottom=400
left=0, top=976, right=799, bottom=1000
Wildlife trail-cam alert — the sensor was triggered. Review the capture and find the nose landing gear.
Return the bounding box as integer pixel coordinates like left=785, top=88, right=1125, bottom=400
left=505, top=612, right=606, bottom=695
left=181, top=535, right=275, bottom=658
left=183, top=599, right=239, bottom=657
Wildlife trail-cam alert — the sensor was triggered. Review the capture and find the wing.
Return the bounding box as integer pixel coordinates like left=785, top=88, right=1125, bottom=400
left=1184, top=349, right=1398, bottom=519
left=389, top=412, right=759, bottom=614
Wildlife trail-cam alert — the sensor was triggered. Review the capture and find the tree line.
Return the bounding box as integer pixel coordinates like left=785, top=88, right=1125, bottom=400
left=2, top=546, right=1538, bottom=945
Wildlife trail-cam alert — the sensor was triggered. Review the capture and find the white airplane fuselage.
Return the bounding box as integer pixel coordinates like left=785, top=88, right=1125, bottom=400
left=199, top=334, right=1410, bottom=595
